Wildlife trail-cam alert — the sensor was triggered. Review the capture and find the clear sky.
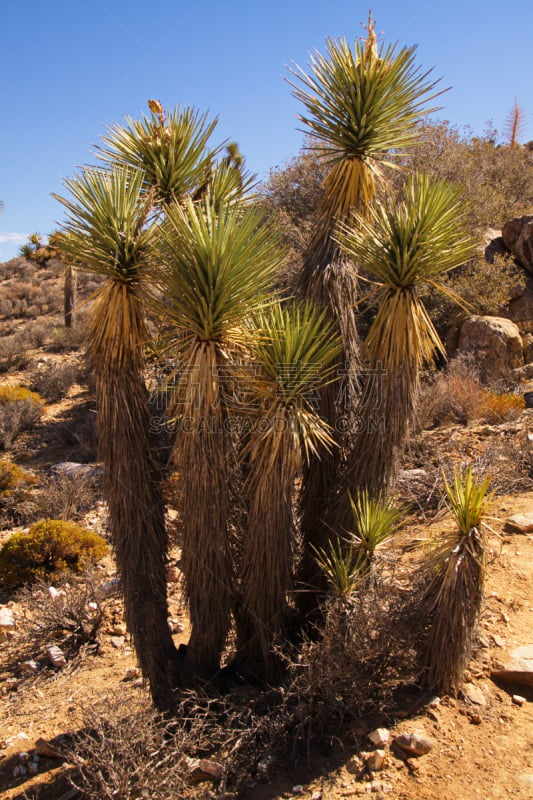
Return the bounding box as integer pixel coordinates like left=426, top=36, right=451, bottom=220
left=1, top=0, right=532, bottom=262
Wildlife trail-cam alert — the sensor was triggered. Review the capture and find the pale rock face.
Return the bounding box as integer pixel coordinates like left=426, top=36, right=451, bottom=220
left=502, top=216, right=533, bottom=273
left=457, top=315, right=524, bottom=376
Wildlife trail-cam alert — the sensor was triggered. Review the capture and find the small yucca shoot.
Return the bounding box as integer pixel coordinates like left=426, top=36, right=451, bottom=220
left=421, top=467, right=493, bottom=694
left=349, top=489, right=404, bottom=573
left=313, top=538, right=363, bottom=598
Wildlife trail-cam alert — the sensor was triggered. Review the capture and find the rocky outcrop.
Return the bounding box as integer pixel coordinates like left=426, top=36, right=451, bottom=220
left=508, top=277, right=533, bottom=335
left=457, top=315, right=524, bottom=377
left=502, top=216, right=533, bottom=273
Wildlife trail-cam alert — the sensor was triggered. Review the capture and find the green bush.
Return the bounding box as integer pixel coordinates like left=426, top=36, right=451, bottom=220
left=0, top=385, right=43, bottom=449
left=0, top=519, right=108, bottom=588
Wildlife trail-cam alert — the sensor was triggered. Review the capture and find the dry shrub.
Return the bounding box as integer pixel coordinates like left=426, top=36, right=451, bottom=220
left=293, top=580, right=420, bottom=719
left=1, top=569, right=109, bottom=673
left=0, top=519, right=107, bottom=588
left=29, top=361, right=78, bottom=402
left=67, top=694, right=191, bottom=800
left=36, top=469, right=101, bottom=521
left=0, top=332, right=32, bottom=372
left=418, top=355, right=484, bottom=429
left=0, top=385, right=43, bottom=449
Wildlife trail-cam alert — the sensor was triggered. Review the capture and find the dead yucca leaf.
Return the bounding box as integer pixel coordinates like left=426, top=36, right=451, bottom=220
left=420, top=467, right=492, bottom=694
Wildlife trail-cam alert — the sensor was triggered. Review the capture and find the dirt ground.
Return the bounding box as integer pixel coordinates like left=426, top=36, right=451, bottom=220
left=1, top=489, right=532, bottom=800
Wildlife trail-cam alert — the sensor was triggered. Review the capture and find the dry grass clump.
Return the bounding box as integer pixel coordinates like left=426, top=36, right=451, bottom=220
left=474, top=390, right=525, bottom=423
left=0, top=457, right=37, bottom=528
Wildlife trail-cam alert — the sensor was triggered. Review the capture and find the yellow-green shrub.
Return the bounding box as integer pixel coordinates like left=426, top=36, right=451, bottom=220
left=475, top=391, right=525, bottom=423
left=0, top=519, right=108, bottom=588
left=0, top=458, right=36, bottom=495
left=0, top=385, right=43, bottom=449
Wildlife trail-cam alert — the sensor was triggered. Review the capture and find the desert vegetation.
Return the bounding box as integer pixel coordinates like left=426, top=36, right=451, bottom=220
left=1, top=14, right=532, bottom=800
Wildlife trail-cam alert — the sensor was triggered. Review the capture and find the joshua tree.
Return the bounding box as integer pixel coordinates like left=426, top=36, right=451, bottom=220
left=334, top=173, right=474, bottom=524
left=151, top=197, right=285, bottom=680
left=54, top=167, right=179, bottom=710
left=288, top=18, right=442, bottom=614
left=236, top=301, right=341, bottom=680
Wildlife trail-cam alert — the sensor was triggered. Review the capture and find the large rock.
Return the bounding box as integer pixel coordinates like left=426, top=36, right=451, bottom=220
left=457, top=315, right=524, bottom=376
left=502, top=216, right=533, bottom=273
left=509, top=278, right=533, bottom=335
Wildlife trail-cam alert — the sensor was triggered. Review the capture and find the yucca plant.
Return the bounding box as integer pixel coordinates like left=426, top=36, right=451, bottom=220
left=335, top=173, right=475, bottom=530
left=289, top=19, right=443, bottom=617
left=348, top=489, right=404, bottom=574
left=420, top=467, right=493, bottom=694
left=96, top=100, right=220, bottom=207
left=54, top=167, right=179, bottom=711
left=152, top=197, right=285, bottom=680
left=236, top=301, right=341, bottom=679
left=313, top=537, right=363, bottom=599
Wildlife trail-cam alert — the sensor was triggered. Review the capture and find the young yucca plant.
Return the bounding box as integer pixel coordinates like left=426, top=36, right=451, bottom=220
left=420, top=467, right=493, bottom=694
left=348, top=489, right=404, bottom=574
left=290, top=18, right=443, bottom=619
left=236, top=301, right=341, bottom=680
left=313, top=537, right=363, bottom=599
left=151, top=197, right=286, bottom=681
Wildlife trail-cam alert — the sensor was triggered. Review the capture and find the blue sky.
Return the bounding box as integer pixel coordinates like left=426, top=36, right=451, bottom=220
left=1, top=0, right=532, bottom=262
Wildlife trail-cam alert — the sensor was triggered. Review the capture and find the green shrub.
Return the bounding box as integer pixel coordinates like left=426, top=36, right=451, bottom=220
left=0, top=519, right=108, bottom=588
left=0, top=385, right=43, bottom=449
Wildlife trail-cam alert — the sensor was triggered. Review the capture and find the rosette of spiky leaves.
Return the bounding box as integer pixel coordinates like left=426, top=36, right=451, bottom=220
left=96, top=102, right=220, bottom=207
left=289, top=29, right=443, bottom=264
left=420, top=467, right=493, bottom=694
left=54, top=166, right=178, bottom=711
left=334, top=174, right=475, bottom=499
left=313, top=537, right=363, bottom=599
left=348, top=489, right=404, bottom=574
left=337, top=173, right=475, bottom=371
left=152, top=198, right=286, bottom=678
left=235, top=301, right=341, bottom=680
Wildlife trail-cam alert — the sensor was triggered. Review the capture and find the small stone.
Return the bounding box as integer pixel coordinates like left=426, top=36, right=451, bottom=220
left=48, top=586, right=65, bottom=600
left=168, top=619, right=183, bottom=633
left=112, top=624, right=127, bottom=636
left=491, top=634, right=506, bottom=648
left=507, top=514, right=533, bottom=533
left=20, top=659, right=39, bottom=673
left=311, top=792, right=323, bottom=800
left=427, top=696, right=441, bottom=708
left=0, top=607, right=16, bottom=641
left=394, top=731, right=434, bottom=757
left=512, top=694, right=526, bottom=706
left=185, top=757, right=223, bottom=784
left=292, top=786, right=304, bottom=795
left=46, top=646, right=67, bottom=668
left=463, top=682, right=486, bottom=706
left=18, top=751, right=30, bottom=763
left=366, top=750, right=386, bottom=772
left=111, top=636, right=125, bottom=648
left=28, top=761, right=39, bottom=774
left=124, top=667, right=140, bottom=681
left=368, top=728, right=390, bottom=747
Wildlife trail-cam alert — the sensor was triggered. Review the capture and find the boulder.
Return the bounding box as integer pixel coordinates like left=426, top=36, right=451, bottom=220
left=502, top=216, right=533, bottom=273
left=509, top=278, right=533, bottom=335
left=457, top=315, right=524, bottom=376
